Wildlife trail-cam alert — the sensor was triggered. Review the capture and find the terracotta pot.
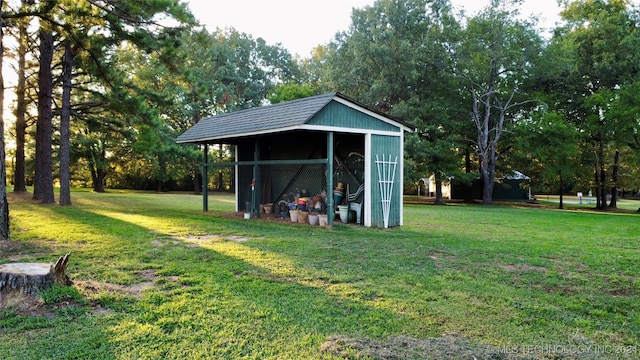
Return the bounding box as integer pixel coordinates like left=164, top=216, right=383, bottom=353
left=263, top=203, right=273, bottom=214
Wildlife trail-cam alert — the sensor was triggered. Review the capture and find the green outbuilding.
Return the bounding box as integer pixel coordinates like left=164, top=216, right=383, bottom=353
left=176, top=92, right=413, bottom=228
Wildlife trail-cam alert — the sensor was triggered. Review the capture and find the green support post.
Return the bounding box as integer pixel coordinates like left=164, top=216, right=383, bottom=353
left=327, top=132, right=334, bottom=227
left=202, top=144, right=208, bottom=212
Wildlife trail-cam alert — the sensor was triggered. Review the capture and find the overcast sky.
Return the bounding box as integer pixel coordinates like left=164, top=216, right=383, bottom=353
left=183, top=0, right=565, bottom=56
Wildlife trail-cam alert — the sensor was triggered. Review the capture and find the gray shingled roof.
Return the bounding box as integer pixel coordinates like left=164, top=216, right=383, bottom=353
left=176, top=92, right=337, bottom=144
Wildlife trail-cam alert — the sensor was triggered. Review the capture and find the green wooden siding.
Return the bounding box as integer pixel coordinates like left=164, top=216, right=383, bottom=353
left=309, top=101, right=401, bottom=133
left=369, top=134, right=402, bottom=228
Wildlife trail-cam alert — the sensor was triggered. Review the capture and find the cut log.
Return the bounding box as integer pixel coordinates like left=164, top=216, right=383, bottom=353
left=0, top=253, right=71, bottom=297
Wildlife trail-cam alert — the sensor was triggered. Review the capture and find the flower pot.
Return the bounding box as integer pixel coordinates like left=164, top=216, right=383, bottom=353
left=333, top=191, right=344, bottom=206
left=243, top=212, right=251, bottom=219
left=263, top=203, right=273, bottom=214
left=318, top=214, right=328, bottom=226
left=338, top=205, right=349, bottom=223
left=297, top=211, right=309, bottom=224
left=289, top=210, right=299, bottom=222
left=308, top=213, right=319, bottom=226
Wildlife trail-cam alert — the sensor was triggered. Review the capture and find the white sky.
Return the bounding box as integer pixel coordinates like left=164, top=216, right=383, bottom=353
left=184, top=0, right=565, bottom=57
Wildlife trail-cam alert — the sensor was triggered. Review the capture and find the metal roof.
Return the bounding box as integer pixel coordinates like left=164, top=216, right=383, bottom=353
left=176, top=92, right=412, bottom=144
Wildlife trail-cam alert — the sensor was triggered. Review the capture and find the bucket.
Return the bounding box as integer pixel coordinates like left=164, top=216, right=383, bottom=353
left=308, top=213, right=319, bottom=226
left=289, top=210, right=299, bottom=222
left=297, top=211, right=309, bottom=224
left=243, top=212, right=251, bottom=220
left=318, top=214, right=328, bottom=226
left=338, top=205, right=349, bottom=223
left=333, top=191, right=343, bottom=205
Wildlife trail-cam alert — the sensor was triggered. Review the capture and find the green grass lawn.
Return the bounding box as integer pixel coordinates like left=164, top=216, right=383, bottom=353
left=1, top=190, right=639, bottom=359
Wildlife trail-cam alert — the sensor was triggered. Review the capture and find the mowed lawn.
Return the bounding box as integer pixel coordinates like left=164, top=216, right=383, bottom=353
left=1, top=190, right=639, bottom=359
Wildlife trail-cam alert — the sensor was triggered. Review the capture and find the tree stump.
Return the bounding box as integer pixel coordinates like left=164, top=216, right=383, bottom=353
left=0, top=253, right=71, bottom=296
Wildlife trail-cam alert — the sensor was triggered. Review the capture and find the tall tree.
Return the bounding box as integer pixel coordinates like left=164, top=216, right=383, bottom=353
left=554, top=0, right=640, bottom=209
left=456, top=0, right=542, bottom=205
left=58, top=40, right=73, bottom=205
left=324, top=0, right=466, bottom=201
left=12, top=6, right=30, bottom=192
left=33, top=29, right=55, bottom=203
left=511, top=111, right=581, bottom=209
left=0, top=0, right=10, bottom=240
left=115, top=27, right=297, bottom=191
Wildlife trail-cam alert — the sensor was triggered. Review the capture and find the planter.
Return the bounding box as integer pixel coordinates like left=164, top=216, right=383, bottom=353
left=338, top=205, right=349, bottom=223
left=289, top=210, right=299, bottom=222
left=318, top=214, right=328, bottom=226
left=333, top=191, right=344, bottom=206
left=279, top=211, right=289, bottom=218
left=263, top=203, right=273, bottom=214
left=308, top=213, right=319, bottom=226
left=297, top=211, right=309, bottom=224
left=243, top=212, right=251, bottom=219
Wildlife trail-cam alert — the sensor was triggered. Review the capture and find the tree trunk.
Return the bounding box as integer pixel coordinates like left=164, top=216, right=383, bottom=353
left=480, top=148, right=495, bottom=205
left=473, top=91, right=497, bottom=206
left=59, top=41, right=73, bottom=206
left=596, top=141, right=607, bottom=210
left=0, top=2, right=10, bottom=240
left=89, top=148, right=107, bottom=193
left=558, top=175, right=564, bottom=210
left=594, top=164, right=601, bottom=209
left=0, top=253, right=71, bottom=296
left=92, top=167, right=106, bottom=193
left=13, top=17, right=27, bottom=193
left=463, top=149, right=473, bottom=203
left=608, top=149, right=619, bottom=209
left=599, top=164, right=607, bottom=210
left=434, top=173, right=445, bottom=205
left=33, top=30, right=55, bottom=203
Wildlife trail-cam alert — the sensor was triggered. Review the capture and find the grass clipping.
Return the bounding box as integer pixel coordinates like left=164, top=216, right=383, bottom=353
left=321, top=334, right=529, bottom=360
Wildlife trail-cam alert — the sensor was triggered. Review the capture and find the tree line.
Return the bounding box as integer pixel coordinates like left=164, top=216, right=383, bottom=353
left=1, top=0, right=639, bottom=239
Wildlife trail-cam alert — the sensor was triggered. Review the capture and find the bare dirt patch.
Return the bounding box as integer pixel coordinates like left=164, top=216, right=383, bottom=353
left=7, top=191, right=37, bottom=203
left=170, top=234, right=255, bottom=246
left=0, top=290, right=89, bottom=318
left=75, top=270, right=172, bottom=298
left=426, top=250, right=457, bottom=266
left=0, top=292, right=49, bottom=317
left=321, top=334, right=527, bottom=360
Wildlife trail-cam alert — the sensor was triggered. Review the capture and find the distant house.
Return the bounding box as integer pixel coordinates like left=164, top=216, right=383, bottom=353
left=449, top=170, right=532, bottom=201
left=177, top=92, right=414, bottom=228
left=418, top=176, right=451, bottom=199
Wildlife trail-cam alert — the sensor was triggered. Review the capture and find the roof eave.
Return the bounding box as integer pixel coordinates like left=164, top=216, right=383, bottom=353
left=176, top=124, right=306, bottom=144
